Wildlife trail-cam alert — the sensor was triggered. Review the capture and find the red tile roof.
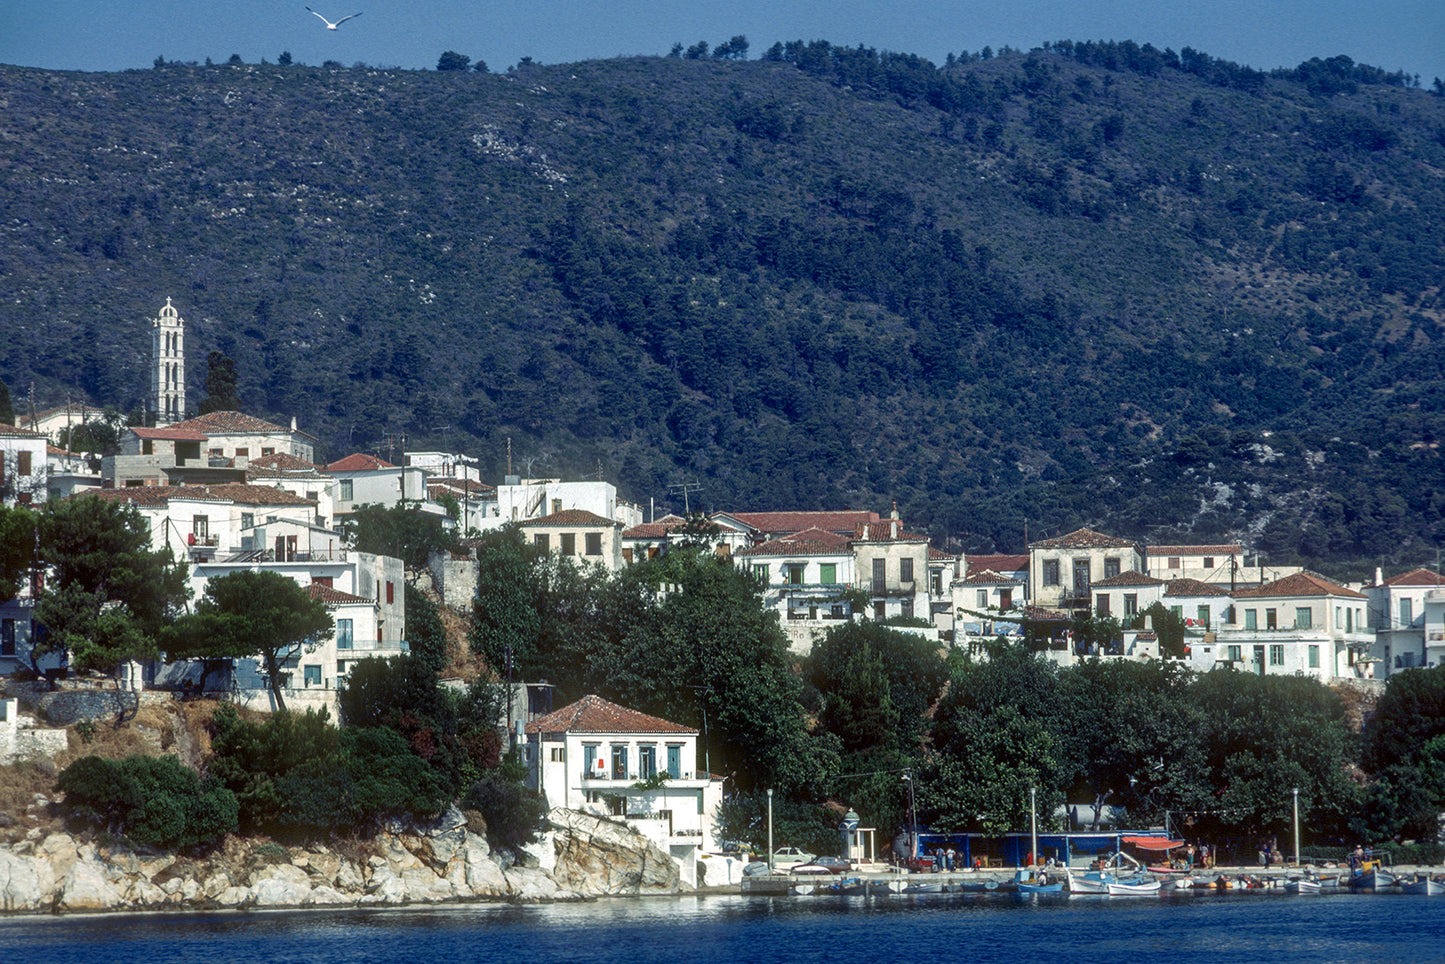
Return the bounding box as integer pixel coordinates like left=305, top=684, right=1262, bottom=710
left=1233, top=571, right=1365, bottom=600
left=307, top=583, right=372, bottom=605
left=524, top=509, right=618, bottom=527
left=1030, top=527, right=1137, bottom=550
left=85, top=483, right=316, bottom=507
left=0, top=422, right=44, bottom=438
left=1092, top=570, right=1164, bottom=588
left=524, top=694, right=696, bottom=736
left=327, top=453, right=396, bottom=471
left=1148, top=544, right=1245, bottom=556
left=1163, top=578, right=1235, bottom=597
left=130, top=426, right=209, bottom=441
left=961, top=568, right=1022, bottom=585
left=171, top=411, right=292, bottom=435
left=427, top=477, right=495, bottom=496
left=246, top=453, right=323, bottom=477
left=853, top=521, right=928, bottom=542
left=721, top=510, right=881, bottom=536
left=622, top=516, right=690, bottom=539
left=1380, top=568, right=1445, bottom=588
left=736, top=534, right=852, bottom=558
left=966, top=554, right=1029, bottom=577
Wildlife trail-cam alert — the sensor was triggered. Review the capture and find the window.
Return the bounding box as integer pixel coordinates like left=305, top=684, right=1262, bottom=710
left=336, top=619, right=353, bottom=650
left=622, top=548, right=634, bottom=564
left=1042, top=560, right=1060, bottom=586
left=1346, top=608, right=1353, bottom=632
left=639, top=745, right=656, bottom=779
left=241, top=512, right=254, bottom=529
left=819, top=563, right=837, bottom=585
left=235, top=448, right=249, bottom=458
left=1266, top=608, right=1277, bottom=630
left=784, top=563, right=805, bottom=585
left=0, top=619, right=13, bottom=656
left=900, top=558, right=914, bottom=583
left=872, top=558, right=886, bottom=592
left=386, top=581, right=394, bottom=604
left=1295, top=608, right=1313, bottom=629
left=977, top=589, right=989, bottom=607
left=339, top=479, right=354, bottom=501
left=1072, top=559, right=1091, bottom=595
left=1269, top=644, right=1284, bottom=666
left=611, top=744, right=627, bottom=780
left=1245, top=610, right=1257, bottom=630
left=1225, top=645, right=1242, bottom=662
left=534, top=534, right=549, bottom=551
left=1120, top=594, right=1135, bottom=616
left=1203, top=556, right=1215, bottom=569
left=1308, top=645, right=1320, bottom=669
left=667, top=744, right=682, bottom=778
left=901, top=598, right=914, bottom=620
left=1171, top=605, right=1184, bottom=619
left=1096, top=593, right=1110, bottom=616
left=262, top=447, right=275, bottom=456
left=931, top=571, right=942, bottom=594
left=873, top=601, right=886, bottom=620
left=754, top=564, right=769, bottom=584
left=560, top=533, right=576, bottom=555
left=336, top=660, right=348, bottom=676
left=303, top=665, right=322, bottom=687
left=1168, top=557, right=1181, bottom=569
left=583, top=744, right=599, bottom=777
left=1104, top=557, right=1121, bottom=578
left=552, top=499, right=562, bottom=515
left=192, top=515, right=209, bottom=540
left=1401, top=598, right=1414, bottom=627
left=1197, top=606, right=1210, bottom=627
left=585, top=533, right=602, bottom=556
left=550, top=747, right=565, bottom=763
left=16, top=451, right=30, bottom=475
left=999, top=588, right=1012, bottom=608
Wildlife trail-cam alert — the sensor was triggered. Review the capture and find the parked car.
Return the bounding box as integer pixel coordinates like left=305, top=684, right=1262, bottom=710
left=771, top=847, right=817, bottom=870
left=791, top=856, right=853, bottom=875
left=742, top=861, right=774, bottom=876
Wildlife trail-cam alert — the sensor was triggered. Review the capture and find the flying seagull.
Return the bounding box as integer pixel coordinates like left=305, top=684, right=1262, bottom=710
left=306, top=6, right=362, bottom=30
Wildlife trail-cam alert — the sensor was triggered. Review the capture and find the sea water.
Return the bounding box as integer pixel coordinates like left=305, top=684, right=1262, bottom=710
left=1, top=891, right=1439, bottom=964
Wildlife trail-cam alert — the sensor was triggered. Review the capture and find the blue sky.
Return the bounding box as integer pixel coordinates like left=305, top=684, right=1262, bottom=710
left=2, top=0, right=1440, bottom=80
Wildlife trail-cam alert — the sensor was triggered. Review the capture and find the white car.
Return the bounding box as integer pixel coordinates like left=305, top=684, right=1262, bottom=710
left=771, top=847, right=817, bottom=870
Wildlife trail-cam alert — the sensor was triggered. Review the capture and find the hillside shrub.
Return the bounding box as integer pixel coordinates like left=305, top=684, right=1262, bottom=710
left=56, top=755, right=238, bottom=852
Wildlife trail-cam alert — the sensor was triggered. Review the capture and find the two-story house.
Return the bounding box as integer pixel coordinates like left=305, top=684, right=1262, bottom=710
left=735, top=527, right=857, bottom=627
left=519, top=509, right=626, bottom=571
left=852, top=509, right=930, bottom=622
left=324, top=453, right=440, bottom=521
left=1214, top=571, right=1372, bottom=680
left=1091, top=570, right=1166, bottom=621
left=524, top=694, right=723, bottom=886
left=1029, top=528, right=1144, bottom=612
left=1366, top=567, right=1445, bottom=673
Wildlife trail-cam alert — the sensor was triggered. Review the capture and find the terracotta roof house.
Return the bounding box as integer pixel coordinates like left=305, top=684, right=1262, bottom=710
left=523, top=695, right=722, bottom=884
left=1365, top=567, right=1445, bottom=675
left=519, top=509, right=625, bottom=570
left=1029, top=528, right=1144, bottom=612
left=1205, top=571, right=1373, bottom=680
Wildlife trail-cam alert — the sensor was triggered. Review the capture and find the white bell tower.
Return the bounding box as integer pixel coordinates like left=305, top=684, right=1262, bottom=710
left=152, top=298, right=186, bottom=424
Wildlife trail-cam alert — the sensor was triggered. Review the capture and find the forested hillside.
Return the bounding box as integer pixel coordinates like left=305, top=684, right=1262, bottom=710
left=2, top=42, right=1444, bottom=570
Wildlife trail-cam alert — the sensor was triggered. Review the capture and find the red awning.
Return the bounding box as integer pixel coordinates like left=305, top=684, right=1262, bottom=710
left=1122, top=836, right=1185, bottom=851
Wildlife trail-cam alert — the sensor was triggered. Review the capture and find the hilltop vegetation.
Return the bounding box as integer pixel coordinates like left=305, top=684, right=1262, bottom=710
left=2, top=43, right=1444, bottom=569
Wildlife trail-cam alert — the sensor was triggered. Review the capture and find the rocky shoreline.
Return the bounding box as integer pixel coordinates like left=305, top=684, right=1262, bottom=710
left=0, top=807, right=685, bottom=915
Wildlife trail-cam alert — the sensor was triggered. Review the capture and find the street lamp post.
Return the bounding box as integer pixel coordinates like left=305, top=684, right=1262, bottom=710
left=903, top=769, right=917, bottom=864
left=1292, top=787, right=1301, bottom=866
left=767, top=788, right=774, bottom=872
left=1030, top=786, right=1038, bottom=867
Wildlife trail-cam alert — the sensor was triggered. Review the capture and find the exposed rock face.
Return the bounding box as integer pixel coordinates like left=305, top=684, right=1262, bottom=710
left=0, top=807, right=686, bottom=914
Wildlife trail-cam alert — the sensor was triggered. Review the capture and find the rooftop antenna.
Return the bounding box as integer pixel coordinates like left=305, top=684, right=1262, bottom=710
left=669, top=479, right=702, bottom=514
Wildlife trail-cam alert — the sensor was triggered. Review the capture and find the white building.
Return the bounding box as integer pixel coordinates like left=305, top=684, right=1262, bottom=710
left=519, top=509, right=626, bottom=571
left=1366, top=567, right=1445, bottom=674
left=325, top=453, right=439, bottom=520
left=524, top=694, right=724, bottom=885
left=1212, top=571, right=1373, bottom=680
left=0, top=423, right=48, bottom=506
left=1029, top=528, right=1144, bottom=612
left=152, top=298, right=186, bottom=425
left=490, top=479, right=643, bottom=529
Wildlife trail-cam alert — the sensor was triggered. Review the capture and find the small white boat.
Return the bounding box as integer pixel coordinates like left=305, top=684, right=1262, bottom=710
left=1285, top=877, right=1320, bottom=894
left=1107, top=878, right=1161, bottom=896
left=1401, top=876, right=1445, bottom=896
left=1066, top=871, right=1111, bottom=895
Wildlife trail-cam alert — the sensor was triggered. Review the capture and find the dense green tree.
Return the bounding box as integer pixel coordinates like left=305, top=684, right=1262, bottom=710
left=197, top=350, right=241, bottom=414
left=1362, top=665, right=1445, bottom=773
left=276, top=726, right=452, bottom=834
left=404, top=583, right=449, bottom=673
left=56, top=755, right=238, bottom=851
left=0, top=504, right=35, bottom=603
left=34, top=496, right=188, bottom=675
left=0, top=380, right=13, bottom=424
left=920, top=704, right=1063, bottom=835
left=209, top=703, right=340, bottom=834
left=340, top=502, right=456, bottom=571
left=165, top=570, right=332, bottom=711
left=469, top=526, right=545, bottom=679
left=436, top=51, right=470, bottom=71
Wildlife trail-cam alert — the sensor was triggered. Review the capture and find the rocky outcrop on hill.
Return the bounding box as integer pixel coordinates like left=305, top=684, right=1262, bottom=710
left=0, top=806, right=684, bottom=914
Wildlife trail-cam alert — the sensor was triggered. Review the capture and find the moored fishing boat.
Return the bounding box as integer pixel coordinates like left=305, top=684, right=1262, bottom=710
left=1401, top=875, right=1445, bottom=895
left=1350, top=868, right=1397, bottom=891
left=1284, top=877, right=1320, bottom=894
left=1107, top=877, right=1161, bottom=896
left=1013, top=869, right=1064, bottom=894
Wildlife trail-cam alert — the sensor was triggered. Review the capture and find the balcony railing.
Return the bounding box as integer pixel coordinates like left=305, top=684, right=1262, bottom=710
left=580, top=770, right=694, bottom=782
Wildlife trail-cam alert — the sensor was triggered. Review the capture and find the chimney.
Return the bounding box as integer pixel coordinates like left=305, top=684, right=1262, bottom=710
left=1375, top=567, right=1383, bottom=587
left=890, top=501, right=900, bottom=539
left=291, top=416, right=298, bottom=431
